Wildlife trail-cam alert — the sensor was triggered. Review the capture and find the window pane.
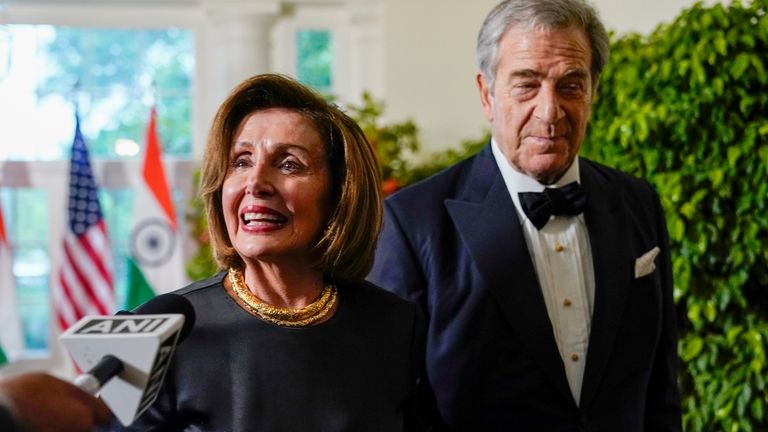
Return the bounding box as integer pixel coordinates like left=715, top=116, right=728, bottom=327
left=296, top=29, right=333, bottom=93
left=100, top=188, right=134, bottom=311
left=15, top=249, right=50, bottom=352
left=0, top=25, right=194, bottom=161
left=1, top=189, right=50, bottom=354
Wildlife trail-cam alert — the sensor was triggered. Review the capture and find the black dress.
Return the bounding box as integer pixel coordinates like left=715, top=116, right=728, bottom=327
left=105, top=272, right=431, bottom=432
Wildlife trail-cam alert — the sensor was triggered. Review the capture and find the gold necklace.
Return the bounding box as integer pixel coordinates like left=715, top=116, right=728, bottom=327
left=228, top=268, right=337, bottom=327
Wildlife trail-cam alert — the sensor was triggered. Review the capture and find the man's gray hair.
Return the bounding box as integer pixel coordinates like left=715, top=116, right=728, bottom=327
left=476, top=0, right=609, bottom=91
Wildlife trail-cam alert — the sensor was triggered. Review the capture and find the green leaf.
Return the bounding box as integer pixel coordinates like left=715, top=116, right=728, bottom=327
left=727, top=326, right=743, bottom=345
left=714, top=34, right=727, bottom=56
left=713, top=77, right=725, bottom=95
left=705, top=301, right=717, bottom=322
left=738, top=385, right=752, bottom=417
left=752, top=398, right=764, bottom=421
left=709, top=169, right=724, bottom=187
left=728, top=146, right=742, bottom=168
left=671, top=217, right=686, bottom=242
left=716, top=401, right=734, bottom=419
left=750, top=55, right=767, bottom=84
left=682, top=337, right=704, bottom=361
left=759, top=144, right=768, bottom=166
left=731, top=53, right=751, bottom=79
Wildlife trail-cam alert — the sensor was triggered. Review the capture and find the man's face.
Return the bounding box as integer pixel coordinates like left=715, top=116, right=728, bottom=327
left=477, top=25, right=593, bottom=185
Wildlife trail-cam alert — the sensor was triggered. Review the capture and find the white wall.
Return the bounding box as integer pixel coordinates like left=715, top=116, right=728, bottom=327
left=596, top=0, right=712, bottom=35
left=379, top=0, right=498, bottom=156
left=379, top=0, right=703, bottom=155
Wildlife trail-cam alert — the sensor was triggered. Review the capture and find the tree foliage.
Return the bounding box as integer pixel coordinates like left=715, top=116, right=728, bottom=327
left=581, top=1, right=768, bottom=430
left=40, top=28, right=193, bottom=157
left=344, top=92, right=421, bottom=193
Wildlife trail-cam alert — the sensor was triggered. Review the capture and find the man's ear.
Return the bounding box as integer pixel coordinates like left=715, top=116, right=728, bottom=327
left=476, top=72, right=494, bottom=122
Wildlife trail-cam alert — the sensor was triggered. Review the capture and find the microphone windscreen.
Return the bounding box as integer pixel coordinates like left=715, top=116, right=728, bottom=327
left=131, top=293, right=196, bottom=342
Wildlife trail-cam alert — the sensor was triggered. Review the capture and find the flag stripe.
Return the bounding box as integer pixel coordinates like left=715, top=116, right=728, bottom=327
left=57, top=271, right=85, bottom=325
left=79, top=222, right=113, bottom=286
left=143, top=107, right=177, bottom=229
left=56, top=308, right=72, bottom=333
left=53, top=272, right=80, bottom=330
left=125, top=258, right=157, bottom=310
left=63, top=235, right=110, bottom=316
left=83, top=225, right=115, bottom=306
left=0, top=204, right=7, bottom=245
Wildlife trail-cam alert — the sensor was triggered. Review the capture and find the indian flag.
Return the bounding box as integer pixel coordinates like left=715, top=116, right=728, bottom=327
left=125, top=107, right=187, bottom=310
left=0, top=203, right=25, bottom=365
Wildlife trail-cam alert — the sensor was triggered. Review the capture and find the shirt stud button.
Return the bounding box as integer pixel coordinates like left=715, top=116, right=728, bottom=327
left=555, top=243, right=565, bottom=252
left=563, top=298, right=572, bottom=307
left=571, top=353, right=580, bottom=362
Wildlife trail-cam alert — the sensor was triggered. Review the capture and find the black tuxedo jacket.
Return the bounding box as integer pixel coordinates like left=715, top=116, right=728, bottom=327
left=368, top=145, right=682, bottom=431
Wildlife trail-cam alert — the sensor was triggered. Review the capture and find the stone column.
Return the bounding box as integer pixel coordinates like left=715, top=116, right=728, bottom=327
left=192, top=1, right=280, bottom=159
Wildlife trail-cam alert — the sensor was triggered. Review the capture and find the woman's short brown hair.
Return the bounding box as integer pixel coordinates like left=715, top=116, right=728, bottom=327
left=200, top=73, right=382, bottom=282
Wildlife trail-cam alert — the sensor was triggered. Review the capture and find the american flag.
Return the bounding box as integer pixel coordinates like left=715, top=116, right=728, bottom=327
left=53, top=115, right=115, bottom=330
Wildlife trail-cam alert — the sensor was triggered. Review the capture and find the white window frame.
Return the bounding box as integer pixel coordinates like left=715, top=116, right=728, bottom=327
left=270, top=3, right=384, bottom=106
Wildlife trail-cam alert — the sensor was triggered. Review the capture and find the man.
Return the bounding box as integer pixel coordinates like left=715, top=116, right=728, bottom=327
left=368, top=0, right=682, bottom=430
left=0, top=373, right=111, bottom=432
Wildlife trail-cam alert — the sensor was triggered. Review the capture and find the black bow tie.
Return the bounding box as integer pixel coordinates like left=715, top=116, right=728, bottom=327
left=518, top=182, right=589, bottom=230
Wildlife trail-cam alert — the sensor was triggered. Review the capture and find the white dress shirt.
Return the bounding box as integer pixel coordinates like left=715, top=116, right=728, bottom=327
left=491, top=139, right=596, bottom=404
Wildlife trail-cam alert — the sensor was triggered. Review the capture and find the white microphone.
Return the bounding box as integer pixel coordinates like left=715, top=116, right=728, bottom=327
left=60, top=293, right=195, bottom=426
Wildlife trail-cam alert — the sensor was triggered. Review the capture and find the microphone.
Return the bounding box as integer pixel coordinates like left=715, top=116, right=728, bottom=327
left=72, top=293, right=196, bottom=394
left=120, top=292, right=196, bottom=341
left=60, top=293, right=196, bottom=426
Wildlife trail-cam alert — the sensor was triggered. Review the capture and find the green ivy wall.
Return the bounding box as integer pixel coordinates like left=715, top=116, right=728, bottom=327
left=582, top=1, right=768, bottom=430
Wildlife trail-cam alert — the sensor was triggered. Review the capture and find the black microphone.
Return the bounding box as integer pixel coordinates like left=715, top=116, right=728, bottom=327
left=61, top=293, right=196, bottom=425
left=119, top=293, right=196, bottom=341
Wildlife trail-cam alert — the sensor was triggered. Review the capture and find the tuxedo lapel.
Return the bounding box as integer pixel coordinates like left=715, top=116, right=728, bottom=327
left=444, top=148, right=573, bottom=404
left=578, top=159, right=632, bottom=409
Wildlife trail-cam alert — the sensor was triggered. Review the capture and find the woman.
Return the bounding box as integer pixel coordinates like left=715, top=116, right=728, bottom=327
left=109, top=74, right=432, bottom=431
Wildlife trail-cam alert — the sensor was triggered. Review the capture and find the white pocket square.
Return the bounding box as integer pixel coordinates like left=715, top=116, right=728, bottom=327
left=634, top=247, right=660, bottom=278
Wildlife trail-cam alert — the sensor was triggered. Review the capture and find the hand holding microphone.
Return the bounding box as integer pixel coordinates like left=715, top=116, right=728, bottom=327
left=60, top=293, right=196, bottom=426
left=0, top=373, right=111, bottom=432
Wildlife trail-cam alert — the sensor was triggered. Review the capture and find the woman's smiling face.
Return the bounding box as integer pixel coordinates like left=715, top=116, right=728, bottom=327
left=221, top=108, right=331, bottom=265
